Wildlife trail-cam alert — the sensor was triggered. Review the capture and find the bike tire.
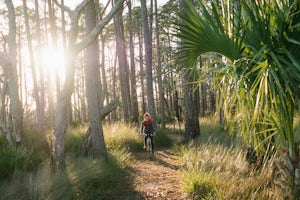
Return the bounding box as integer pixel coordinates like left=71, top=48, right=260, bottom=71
left=146, top=137, right=153, bottom=160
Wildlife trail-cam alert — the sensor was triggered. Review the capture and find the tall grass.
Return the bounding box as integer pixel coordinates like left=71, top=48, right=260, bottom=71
left=104, top=122, right=173, bottom=151
left=0, top=121, right=174, bottom=199
left=0, top=122, right=145, bottom=199
left=178, top=117, right=284, bottom=199
left=104, top=123, right=143, bottom=152
left=0, top=150, right=132, bottom=200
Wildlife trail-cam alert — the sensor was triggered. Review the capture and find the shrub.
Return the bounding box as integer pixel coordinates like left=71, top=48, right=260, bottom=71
left=23, top=126, right=49, bottom=171
left=0, top=143, right=27, bottom=180
left=155, top=127, right=173, bottom=148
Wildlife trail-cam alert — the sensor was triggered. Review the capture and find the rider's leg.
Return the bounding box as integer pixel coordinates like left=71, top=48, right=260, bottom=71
left=143, top=136, right=147, bottom=149
left=150, top=135, right=154, bottom=151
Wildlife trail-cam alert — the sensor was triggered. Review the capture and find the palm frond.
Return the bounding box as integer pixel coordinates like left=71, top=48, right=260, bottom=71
left=176, top=0, right=242, bottom=66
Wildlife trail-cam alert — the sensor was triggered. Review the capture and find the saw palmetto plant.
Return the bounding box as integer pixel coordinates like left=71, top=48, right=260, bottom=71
left=176, top=0, right=300, bottom=198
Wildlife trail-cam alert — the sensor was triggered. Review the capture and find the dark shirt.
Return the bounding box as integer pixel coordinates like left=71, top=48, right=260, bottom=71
left=141, top=118, right=154, bottom=135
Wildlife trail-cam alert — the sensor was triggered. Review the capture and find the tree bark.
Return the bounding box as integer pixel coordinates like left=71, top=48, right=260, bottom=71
left=113, top=0, right=131, bottom=122
left=0, top=80, right=13, bottom=146
left=128, top=0, right=139, bottom=123
left=138, top=31, right=146, bottom=115
left=140, top=0, right=156, bottom=127
left=84, top=0, right=106, bottom=158
left=154, top=0, right=165, bottom=128
left=183, top=69, right=200, bottom=142
left=23, top=0, right=46, bottom=133
left=4, top=0, right=23, bottom=146
left=78, top=98, right=120, bottom=156
left=51, top=0, right=125, bottom=171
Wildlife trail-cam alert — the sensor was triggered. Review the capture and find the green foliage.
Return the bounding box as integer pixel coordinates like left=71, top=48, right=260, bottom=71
left=0, top=137, right=27, bottom=180
left=155, top=127, right=173, bottom=148
left=176, top=0, right=300, bottom=157
left=65, top=125, right=87, bottom=153
left=23, top=126, right=49, bottom=171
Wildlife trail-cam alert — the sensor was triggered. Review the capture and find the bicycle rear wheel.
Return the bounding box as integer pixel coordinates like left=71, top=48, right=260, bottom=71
left=146, top=137, right=153, bottom=160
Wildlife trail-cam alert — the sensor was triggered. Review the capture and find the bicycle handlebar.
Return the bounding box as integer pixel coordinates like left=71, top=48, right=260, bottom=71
left=142, top=133, right=154, bottom=136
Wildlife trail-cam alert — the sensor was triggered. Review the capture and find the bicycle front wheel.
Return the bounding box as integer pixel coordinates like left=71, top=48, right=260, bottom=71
left=146, top=137, right=153, bottom=160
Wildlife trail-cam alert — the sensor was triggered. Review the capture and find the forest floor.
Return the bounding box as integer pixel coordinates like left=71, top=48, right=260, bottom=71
left=121, top=135, right=190, bottom=200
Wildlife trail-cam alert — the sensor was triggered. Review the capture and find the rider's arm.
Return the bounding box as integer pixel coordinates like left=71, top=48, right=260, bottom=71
left=140, top=121, right=145, bottom=135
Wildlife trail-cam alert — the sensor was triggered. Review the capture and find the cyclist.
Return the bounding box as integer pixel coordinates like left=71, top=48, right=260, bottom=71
left=140, top=112, right=155, bottom=149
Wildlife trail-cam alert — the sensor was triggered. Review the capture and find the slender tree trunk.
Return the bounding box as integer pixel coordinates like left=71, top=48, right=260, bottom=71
left=4, top=0, right=23, bottom=146
left=47, top=0, right=57, bottom=123
left=34, top=0, right=46, bottom=132
left=84, top=0, right=106, bottom=158
left=0, top=80, right=13, bottom=146
left=100, top=37, right=107, bottom=107
left=113, top=0, right=131, bottom=122
left=138, top=32, right=146, bottom=115
left=22, top=0, right=41, bottom=118
left=128, top=0, right=139, bottom=123
left=140, top=0, right=156, bottom=127
left=183, top=69, right=200, bottom=142
left=154, top=0, right=165, bottom=128
left=201, top=82, right=207, bottom=115
left=111, top=55, right=118, bottom=121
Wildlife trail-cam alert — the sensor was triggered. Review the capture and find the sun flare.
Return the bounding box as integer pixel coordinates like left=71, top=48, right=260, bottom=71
left=40, top=47, right=66, bottom=80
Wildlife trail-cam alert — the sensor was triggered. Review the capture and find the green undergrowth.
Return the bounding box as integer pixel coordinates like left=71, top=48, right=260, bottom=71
left=0, top=149, right=132, bottom=200
left=177, top=117, right=284, bottom=199
left=0, top=122, right=173, bottom=199
left=104, top=122, right=173, bottom=152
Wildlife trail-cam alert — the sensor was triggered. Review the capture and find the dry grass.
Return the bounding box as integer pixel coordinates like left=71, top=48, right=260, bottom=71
left=178, top=117, right=285, bottom=200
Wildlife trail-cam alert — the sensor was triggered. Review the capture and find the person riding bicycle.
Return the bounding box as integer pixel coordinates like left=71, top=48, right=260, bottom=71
left=140, top=112, right=155, bottom=149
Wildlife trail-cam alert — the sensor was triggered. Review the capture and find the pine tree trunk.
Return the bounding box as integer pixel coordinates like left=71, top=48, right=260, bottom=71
left=34, top=0, right=46, bottom=132
left=138, top=33, right=146, bottom=115
left=154, top=0, right=165, bottom=128
left=183, top=69, right=200, bottom=142
left=128, top=0, right=139, bottom=123
left=140, top=0, right=156, bottom=127
left=113, top=0, right=131, bottom=122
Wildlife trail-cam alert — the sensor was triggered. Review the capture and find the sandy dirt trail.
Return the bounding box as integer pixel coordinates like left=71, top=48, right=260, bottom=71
left=124, top=148, right=190, bottom=200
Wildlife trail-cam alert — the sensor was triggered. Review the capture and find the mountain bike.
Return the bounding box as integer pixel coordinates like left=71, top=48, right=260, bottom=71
left=143, top=133, right=154, bottom=160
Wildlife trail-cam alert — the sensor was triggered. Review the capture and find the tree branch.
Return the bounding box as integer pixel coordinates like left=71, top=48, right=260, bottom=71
left=100, top=0, right=111, bottom=18
left=53, top=0, right=91, bottom=21
left=74, top=0, right=125, bottom=53
left=100, top=97, right=120, bottom=120
left=74, top=0, right=91, bottom=15
left=52, top=0, right=73, bottom=16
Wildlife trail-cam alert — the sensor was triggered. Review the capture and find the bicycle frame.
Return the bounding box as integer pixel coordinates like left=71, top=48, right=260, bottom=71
left=144, top=134, right=154, bottom=160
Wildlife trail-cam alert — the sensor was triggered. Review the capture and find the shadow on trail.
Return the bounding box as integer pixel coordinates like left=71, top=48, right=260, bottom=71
left=152, top=150, right=180, bottom=170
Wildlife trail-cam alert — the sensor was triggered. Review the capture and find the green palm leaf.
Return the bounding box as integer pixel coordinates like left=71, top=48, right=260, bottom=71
left=176, top=0, right=300, bottom=160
